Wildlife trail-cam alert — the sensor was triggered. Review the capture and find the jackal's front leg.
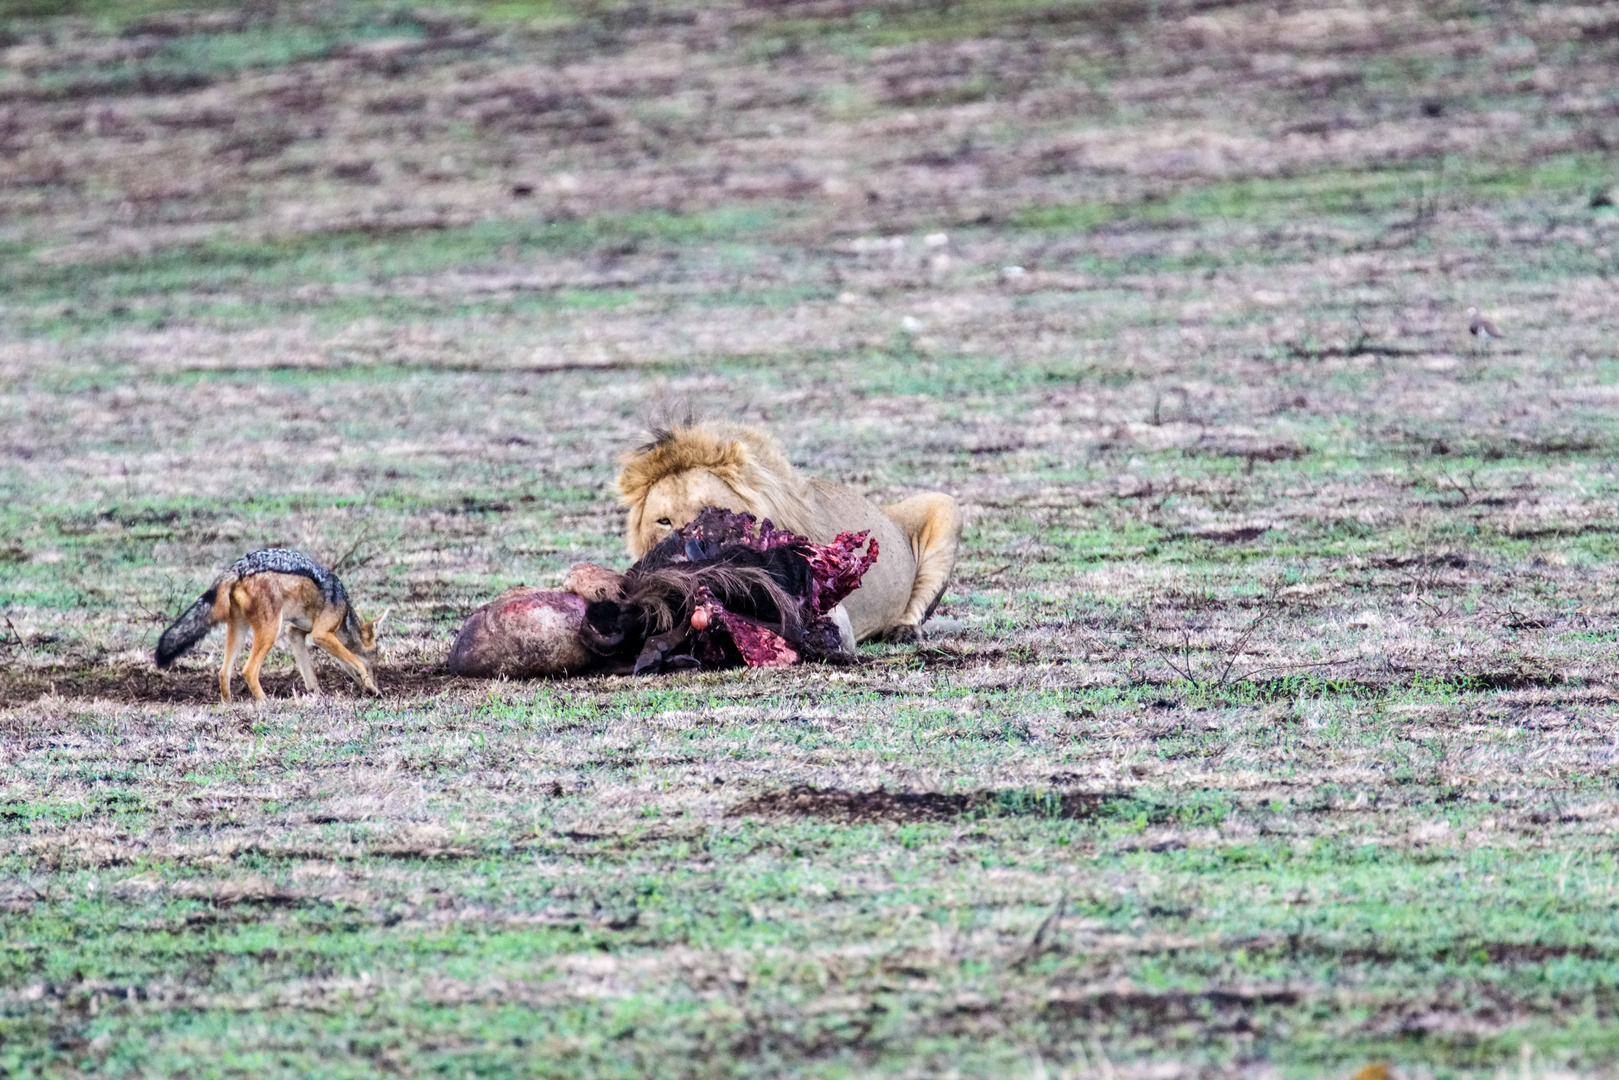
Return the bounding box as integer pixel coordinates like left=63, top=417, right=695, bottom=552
left=311, top=629, right=379, bottom=696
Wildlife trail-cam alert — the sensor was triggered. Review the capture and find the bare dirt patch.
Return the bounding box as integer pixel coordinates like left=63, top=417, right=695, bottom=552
left=0, top=662, right=477, bottom=707
left=726, top=784, right=1110, bottom=823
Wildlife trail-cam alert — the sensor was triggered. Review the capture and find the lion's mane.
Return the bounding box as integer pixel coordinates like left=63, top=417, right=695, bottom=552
left=616, top=422, right=822, bottom=550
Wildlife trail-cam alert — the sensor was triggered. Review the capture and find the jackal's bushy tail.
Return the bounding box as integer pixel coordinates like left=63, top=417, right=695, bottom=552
left=155, top=587, right=220, bottom=668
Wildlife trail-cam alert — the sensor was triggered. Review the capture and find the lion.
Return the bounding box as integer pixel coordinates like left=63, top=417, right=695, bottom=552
left=616, top=421, right=962, bottom=643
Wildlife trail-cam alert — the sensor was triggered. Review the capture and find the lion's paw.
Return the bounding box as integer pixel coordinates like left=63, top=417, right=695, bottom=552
left=877, top=623, right=924, bottom=645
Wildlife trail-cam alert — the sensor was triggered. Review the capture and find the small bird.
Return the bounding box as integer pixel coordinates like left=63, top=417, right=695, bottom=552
left=1467, top=305, right=1502, bottom=349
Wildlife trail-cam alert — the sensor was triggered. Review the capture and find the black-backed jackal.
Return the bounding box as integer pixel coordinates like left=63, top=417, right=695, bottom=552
left=155, top=548, right=386, bottom=702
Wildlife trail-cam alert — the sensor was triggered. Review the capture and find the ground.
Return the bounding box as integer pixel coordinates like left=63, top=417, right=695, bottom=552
left=2, top=0, right=1619, bottom=1076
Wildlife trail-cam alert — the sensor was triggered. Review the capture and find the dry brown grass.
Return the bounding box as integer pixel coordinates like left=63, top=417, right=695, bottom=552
left=2, top=1, right=1619, bottom=1076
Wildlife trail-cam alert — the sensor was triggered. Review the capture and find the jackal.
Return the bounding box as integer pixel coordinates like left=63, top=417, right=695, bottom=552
left=155, top=548, right=386, bottom=702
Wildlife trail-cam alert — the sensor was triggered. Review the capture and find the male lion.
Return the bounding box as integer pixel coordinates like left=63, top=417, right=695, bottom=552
left=616, top=421, right=962, bottom=643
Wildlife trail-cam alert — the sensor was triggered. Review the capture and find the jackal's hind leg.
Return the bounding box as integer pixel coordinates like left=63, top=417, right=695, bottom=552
left=219, top=619, right=245, bottom=702
left=882, top=492, right=964, bottom=635
left=289, top=629, right=319, bottom=694
left=241, top=617, right=279, bottom=702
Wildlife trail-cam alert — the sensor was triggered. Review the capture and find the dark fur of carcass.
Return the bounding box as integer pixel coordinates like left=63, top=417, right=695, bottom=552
left=582, top=507, right=875, bottom=674
left=447, top=507, right=877, bottom=679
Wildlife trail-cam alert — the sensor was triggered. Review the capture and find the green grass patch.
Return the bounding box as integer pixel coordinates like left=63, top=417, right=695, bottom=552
left=1013, top=154, right=1619, bottom=236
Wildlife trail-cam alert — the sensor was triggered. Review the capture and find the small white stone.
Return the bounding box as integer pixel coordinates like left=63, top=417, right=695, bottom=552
left=901, top=316, right=924, bottom=332
left=1001, top=265, right=1026, bottom=278
left=923, top=232, right=949, bottom=248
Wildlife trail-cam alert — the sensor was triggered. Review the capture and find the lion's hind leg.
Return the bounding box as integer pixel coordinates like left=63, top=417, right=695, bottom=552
left=882, top=492, right=963, bottom=638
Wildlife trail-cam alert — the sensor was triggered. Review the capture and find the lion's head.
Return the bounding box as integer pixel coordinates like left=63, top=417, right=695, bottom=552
left=616, top=422, right=819, bottom=557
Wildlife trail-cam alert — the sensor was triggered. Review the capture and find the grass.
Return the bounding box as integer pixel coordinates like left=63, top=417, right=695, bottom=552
left=1, top=207, right=785, bottom=337
left=5, top=685, right=1619, bottom=1076
left=4, top=0, right=1619, bottom=1077
left=1012, top=155, right=1618, bottom=235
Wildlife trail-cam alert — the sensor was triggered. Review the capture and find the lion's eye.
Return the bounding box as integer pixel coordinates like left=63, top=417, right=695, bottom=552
left=657, top=518, right=672, bottom=527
